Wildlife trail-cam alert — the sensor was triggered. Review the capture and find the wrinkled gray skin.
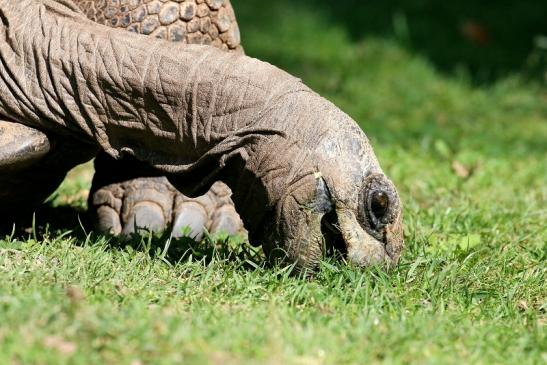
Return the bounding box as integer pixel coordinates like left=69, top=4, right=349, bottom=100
left=0, top=0, right=404, bottom=272
left=1, top=0, right=245, bottom=240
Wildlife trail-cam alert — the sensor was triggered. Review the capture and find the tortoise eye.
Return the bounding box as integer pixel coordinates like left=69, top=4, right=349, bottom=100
left=370, top=191, right=389, bottom=223
left=359, top=174, right=400, bottom=235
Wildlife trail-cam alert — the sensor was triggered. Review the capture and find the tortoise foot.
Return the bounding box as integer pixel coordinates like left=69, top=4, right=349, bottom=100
left=90, top=176, right=246, bottom=240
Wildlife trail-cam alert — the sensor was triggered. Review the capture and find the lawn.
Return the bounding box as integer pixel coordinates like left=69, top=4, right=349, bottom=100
left=1, top=1, right=545, bottom=364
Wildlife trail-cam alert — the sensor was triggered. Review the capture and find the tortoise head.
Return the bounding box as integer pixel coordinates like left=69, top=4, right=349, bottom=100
left=315, top=108, right=404, bottom=268
left=319, top=169, right=404, bottom=268
left=259, top=100, right=404, bottom=273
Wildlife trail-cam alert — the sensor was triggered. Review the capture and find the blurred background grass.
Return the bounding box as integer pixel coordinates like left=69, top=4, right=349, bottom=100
left=238, top=0, right=547, bottom=84
left=236, top=0, right=547, bottom=151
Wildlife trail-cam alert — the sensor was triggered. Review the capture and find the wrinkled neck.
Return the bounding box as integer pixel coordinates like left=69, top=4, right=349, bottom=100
left=217, top=134, right=317, bottom=244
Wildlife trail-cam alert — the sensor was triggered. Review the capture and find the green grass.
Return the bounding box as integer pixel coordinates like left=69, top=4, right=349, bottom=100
left=1, top=1, right=546, bottom=364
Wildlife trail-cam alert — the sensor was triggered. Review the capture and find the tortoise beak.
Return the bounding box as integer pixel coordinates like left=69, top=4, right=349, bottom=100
left=337, top=209, right=387, bottom=266
left=323, top=208, right=403, bottom=267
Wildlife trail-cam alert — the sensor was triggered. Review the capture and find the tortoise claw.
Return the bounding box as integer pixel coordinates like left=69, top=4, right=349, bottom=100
left=122, top=202, right=166, bottom=236
left=172, top=202, right=209, bottom=240
left=210, top=204, right=242, bottom=236
left=95, top=205, right=122, bottom=235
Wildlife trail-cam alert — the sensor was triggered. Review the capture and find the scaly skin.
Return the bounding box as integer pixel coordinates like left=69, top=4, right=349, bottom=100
left=74, top=0, right=242, bottom=52
left=90, top=153, right=242, bottom=239
left=0, top=0, right=404, bottom=272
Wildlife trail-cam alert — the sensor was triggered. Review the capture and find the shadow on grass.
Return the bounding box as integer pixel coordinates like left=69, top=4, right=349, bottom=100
left=108, top=230, right=262, bottom=270
left=236, top=0, right=546, bottom=84
left=0, top=204, right=262, bottom=269
left=0, top=205, right=90, bottom=238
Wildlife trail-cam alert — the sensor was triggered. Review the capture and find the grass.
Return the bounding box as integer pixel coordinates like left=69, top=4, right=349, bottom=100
left=1, top=1, right=546, bottom=364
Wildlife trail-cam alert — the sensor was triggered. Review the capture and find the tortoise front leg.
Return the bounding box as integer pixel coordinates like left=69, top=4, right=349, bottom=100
left=90, top=154, right=245, bottom=239
left=91, top=177, right=246, bottom=240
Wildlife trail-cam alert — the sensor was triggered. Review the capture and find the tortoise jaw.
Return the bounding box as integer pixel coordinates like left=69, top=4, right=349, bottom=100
left=321, top=208, right=393, bottom=267
left=340, top=209, right=390, bottom=267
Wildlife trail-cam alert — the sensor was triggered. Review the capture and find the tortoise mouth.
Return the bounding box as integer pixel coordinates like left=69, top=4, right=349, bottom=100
left=320, top=210, right=347, bottom=259
left=321, top=208, right=395, bottom=267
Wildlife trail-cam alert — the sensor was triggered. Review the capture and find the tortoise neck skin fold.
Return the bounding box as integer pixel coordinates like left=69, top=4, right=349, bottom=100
left=0, top=0, right=403, bottom=271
